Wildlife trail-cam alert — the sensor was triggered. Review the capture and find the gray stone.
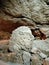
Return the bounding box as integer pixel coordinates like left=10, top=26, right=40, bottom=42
left=23, top=51, right=31, bottom=65
left=32, top=40, right=49, bottom=53
left=31, top=47, right=47, bottom=59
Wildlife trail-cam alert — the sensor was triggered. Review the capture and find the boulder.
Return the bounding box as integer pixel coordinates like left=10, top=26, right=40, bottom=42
left=9, top=26, right=34, bottom=52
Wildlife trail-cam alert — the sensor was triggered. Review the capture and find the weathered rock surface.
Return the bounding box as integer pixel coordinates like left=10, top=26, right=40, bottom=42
left=40, top=27, right=49, bottom=37
left=23, top=51, right=31, bottom=65
left=9, top=26, right=34, bottom=52
left=32, top=40, right=49, bottom=55
left=31, top=54, right=42, bottom=65
left=8, top=26, right=34, bottom=64
left=0, top=18, right=35, bottom=33
left=0, top=0, right=49, bottom=24
left=0, top=26, right=49, bottom=65
left=0, top=0, right=49, bottom=65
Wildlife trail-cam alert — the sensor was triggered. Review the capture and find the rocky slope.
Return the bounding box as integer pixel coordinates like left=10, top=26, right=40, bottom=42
left=0, top=0, right=49, bottom=65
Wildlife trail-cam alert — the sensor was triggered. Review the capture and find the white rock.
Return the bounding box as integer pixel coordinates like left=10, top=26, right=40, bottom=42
left=32, top=40, right=49, bottom=53
left=9, top=26, right=34, bottom=52
left=31, top=47, right=38, bottom=54
left=39, top=52, right=47, bottom=59
left=23, top=51, right=31, bottom=65
left=31, top=47, right=47, bottom=59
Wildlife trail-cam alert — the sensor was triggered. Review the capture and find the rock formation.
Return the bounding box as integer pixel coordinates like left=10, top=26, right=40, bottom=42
left=0, top=0, right=49, bottom=65
left=9, top=26, right=34, bottom=52
left=0, top=0, right=49, bottom=24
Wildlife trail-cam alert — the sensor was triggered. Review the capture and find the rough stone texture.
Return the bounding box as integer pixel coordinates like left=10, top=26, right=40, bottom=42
left=40, top=28, right=49, bottom=37
left=9, top=26, right=34, bottom=52
left=32, top=40, right=49, bottom=56
left=8, top=26, right=34, bottom=64
left=31, top=54, right=42, bottom=65
left=0, top=0, right=49, bottom=24
left=0, top=26, right=49, bottom=65
left=23, top=51, right=31, bottom=65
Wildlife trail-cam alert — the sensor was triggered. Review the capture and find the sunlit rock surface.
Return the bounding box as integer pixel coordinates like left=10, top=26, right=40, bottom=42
left=9, top=26, right=34, bottom=52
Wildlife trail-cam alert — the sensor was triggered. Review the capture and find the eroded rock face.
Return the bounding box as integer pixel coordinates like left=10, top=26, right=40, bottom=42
left=9, top=26, right=34, bottom=52
left=0, top=0, right=49, bottom=24
left=32, top=40, right=49, bottom=55
left=0, top=26, right=49, bottom=65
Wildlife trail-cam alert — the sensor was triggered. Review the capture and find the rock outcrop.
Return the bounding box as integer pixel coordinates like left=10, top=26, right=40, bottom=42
left=0, top=26, right=49, bottom=65
left=0, top=0, right=49, bottom=24
left=9, top=26, right=34, bottom=52
left=0, top=0, right=49, bottom=65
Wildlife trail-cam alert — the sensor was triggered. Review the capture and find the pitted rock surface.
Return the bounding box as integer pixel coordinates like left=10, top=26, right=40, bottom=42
left=9, top=26, right=34, bottom=52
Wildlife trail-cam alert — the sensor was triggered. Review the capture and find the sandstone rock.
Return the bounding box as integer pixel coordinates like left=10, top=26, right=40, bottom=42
left=9, top=26, right=34, bottom=52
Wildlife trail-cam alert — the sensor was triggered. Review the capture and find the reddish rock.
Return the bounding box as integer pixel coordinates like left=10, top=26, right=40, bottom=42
left=0, top=18, right=35, bottom=33
left=0, top=40, right=9, bottom=45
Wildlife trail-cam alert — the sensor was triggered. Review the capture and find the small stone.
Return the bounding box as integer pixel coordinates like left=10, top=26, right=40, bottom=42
left=23, top=51, right=31, bottom=65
